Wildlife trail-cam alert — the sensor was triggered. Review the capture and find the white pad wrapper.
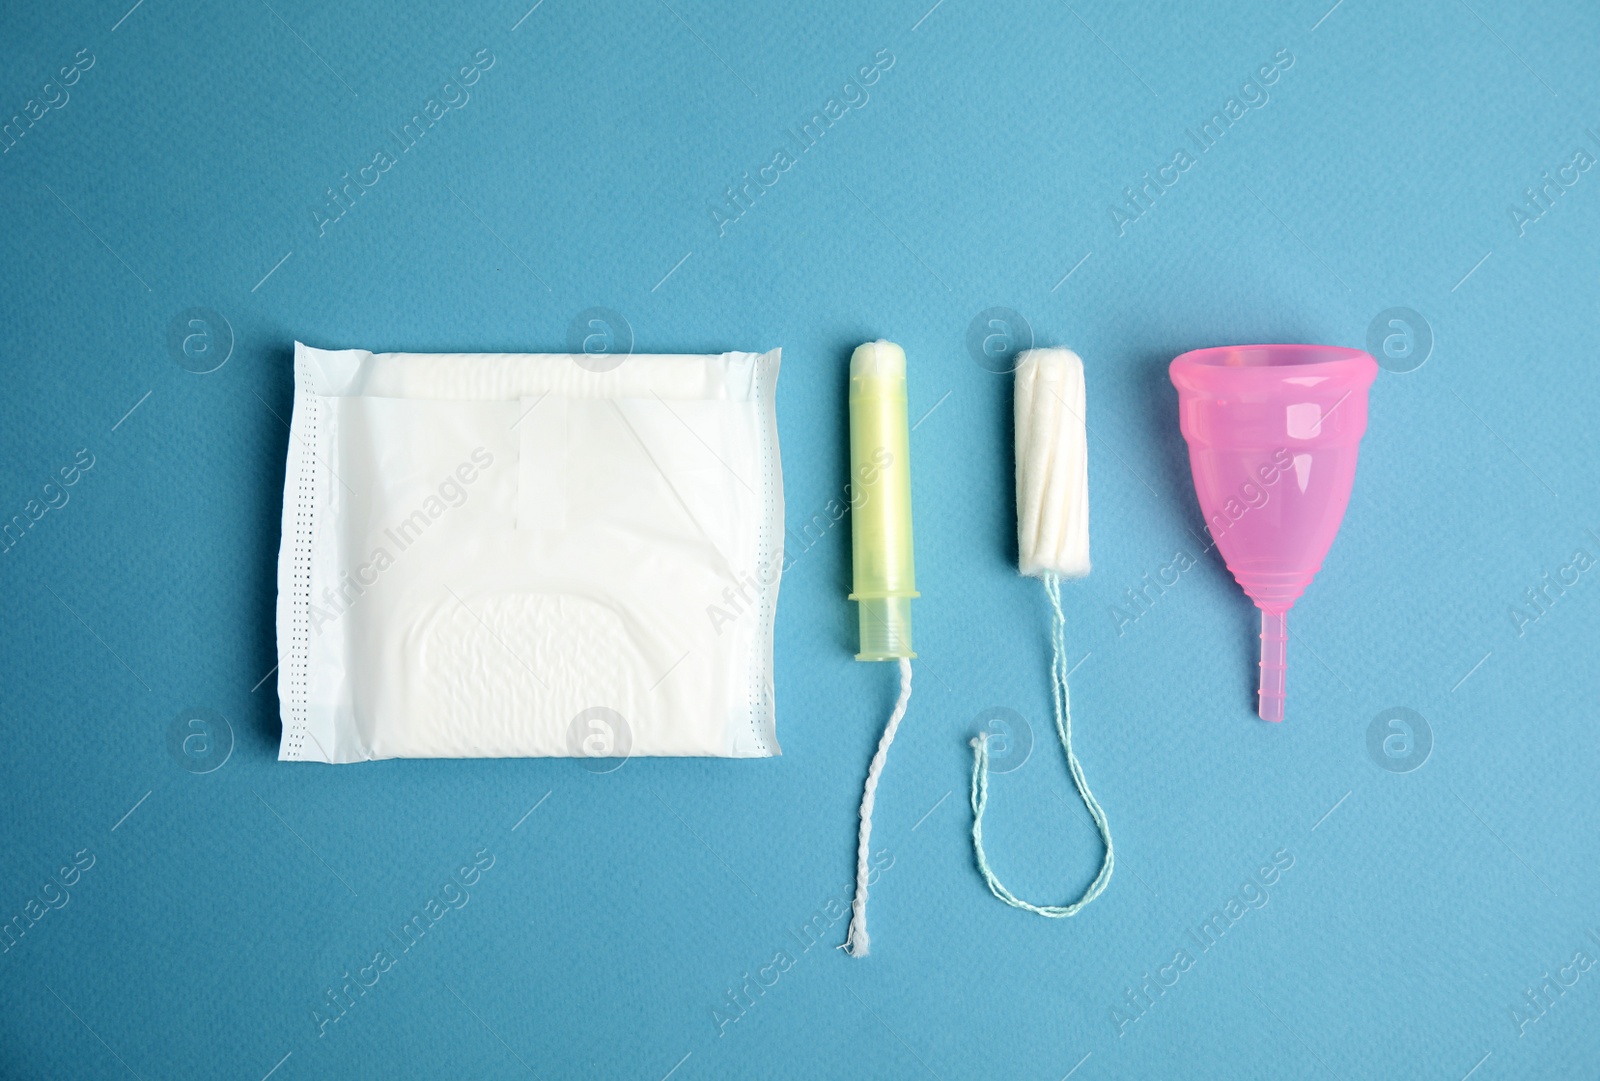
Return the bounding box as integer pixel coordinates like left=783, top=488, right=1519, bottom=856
left=1015, top=348, right=1090, bottom=579
left=276, top=343, right=784, bottom=762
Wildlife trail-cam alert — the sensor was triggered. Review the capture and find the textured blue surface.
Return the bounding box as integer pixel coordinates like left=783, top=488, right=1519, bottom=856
left=3, top=1, right=1599, bottom=1077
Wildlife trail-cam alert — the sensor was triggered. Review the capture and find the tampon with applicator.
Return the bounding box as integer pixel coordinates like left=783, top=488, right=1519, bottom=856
left=842, top=340, right=917, bottom=957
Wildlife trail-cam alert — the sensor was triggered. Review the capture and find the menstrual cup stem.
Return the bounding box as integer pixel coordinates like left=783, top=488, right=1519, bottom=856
left=1259, top=609, right=1286, bottom=722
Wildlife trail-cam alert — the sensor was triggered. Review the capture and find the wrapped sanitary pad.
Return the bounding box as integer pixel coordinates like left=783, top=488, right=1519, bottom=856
left=275, top=343, right=784, bottom=762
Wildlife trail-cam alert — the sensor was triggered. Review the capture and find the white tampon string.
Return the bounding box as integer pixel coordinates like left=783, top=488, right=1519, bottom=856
left=843, top=657, right=913, bottom=958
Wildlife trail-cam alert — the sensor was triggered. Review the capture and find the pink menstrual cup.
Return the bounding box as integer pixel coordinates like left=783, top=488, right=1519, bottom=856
left=1170, top=345, right=1377, bottom=722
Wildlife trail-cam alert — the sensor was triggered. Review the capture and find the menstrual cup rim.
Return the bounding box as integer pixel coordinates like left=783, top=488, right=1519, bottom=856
left=1171, top=343, right=1375, bottom=374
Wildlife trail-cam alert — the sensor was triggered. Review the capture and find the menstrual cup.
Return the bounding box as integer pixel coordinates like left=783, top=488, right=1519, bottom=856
left=1169, top=345, right=1377, bottom=721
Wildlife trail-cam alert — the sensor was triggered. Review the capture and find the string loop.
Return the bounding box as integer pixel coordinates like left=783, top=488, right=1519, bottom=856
left=970, top=573, right=1113, bottom=917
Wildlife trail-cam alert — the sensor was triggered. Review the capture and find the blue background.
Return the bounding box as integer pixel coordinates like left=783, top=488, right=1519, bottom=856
left=3, top=0, right=1598, bottom=1077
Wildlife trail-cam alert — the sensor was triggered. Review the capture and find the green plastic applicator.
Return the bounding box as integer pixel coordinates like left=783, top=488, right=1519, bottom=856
left=848, top=340, right=918, bottom=660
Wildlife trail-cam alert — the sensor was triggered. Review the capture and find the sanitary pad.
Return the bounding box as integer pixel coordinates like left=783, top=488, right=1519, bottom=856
left=275, top=343, right=784, bottom=762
